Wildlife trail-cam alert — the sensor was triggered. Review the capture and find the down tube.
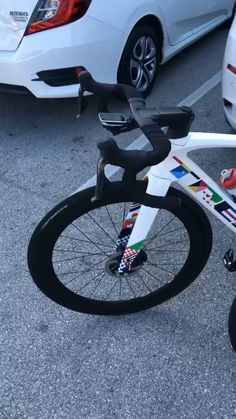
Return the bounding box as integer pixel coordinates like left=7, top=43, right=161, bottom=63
left=170, top=153, right=236, bottom=233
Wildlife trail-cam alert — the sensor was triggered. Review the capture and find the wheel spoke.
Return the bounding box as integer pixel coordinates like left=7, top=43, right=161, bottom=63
left=145, top=44, right=156, bottom=60
left=130, top=58, right=141, bottom=86
left=77, top=271, right=105, bottom=293
left=144, top=216, right=176, bottom=249
left=155, top=240, right=184, bottom=250
left=124, top=275, right=137, bottom=298
left=105, top=206, right=119, bottom=235
left=87, top=272, right=106, bottom=297
left=137, top=272, right=152, bottom=293
left=64, top=257, right=107, bottom=286
left=136, top=69, right=145, bottom=89
left=53, top=251, right=110, bottom=263
left=61, top=235, right=114, bottom=248
left=86, top=213, right=116, bottom=244
left=155, top=262, right=185, bottom=266
left=103, top=279, right=120, bottom=301
left=147, top=248, right=188, bottom=253
left=133, top=36, right=146, bottom=61
left=144, top=58, right=156, bottom=82
left=71, top=223, right=110, bottom=255
left=141, top=266, right=165, bottom=285
left=144, top=36, right=150, bottom=59
left=54, top=248, right=83, bottom=254
left=146, top=262, right=174, bottom=276
left=153, top=226, right=185, bottom=238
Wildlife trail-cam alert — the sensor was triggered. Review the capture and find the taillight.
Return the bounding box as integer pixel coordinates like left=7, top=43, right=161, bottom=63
left=227, top=64, right=236, bottom=74
left=25, top=0, right=92, bottom=35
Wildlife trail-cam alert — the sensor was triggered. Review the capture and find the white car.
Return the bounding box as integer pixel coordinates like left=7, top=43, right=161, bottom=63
left=0, top=0, right=235, bottom=99
left=223, top=13, right=236, bottom=130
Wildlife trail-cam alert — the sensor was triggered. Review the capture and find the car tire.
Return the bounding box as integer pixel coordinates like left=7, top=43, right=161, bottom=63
left=224, top=111, right=236, bottom=131
left=118, top=25, right=161, bottom=97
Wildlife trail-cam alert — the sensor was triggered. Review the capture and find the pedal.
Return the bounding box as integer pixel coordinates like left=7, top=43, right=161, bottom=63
left=223, top=249, right=236, bottom=272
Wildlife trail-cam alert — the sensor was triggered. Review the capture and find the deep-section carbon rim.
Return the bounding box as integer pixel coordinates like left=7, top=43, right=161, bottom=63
left=28, top=183, right=212, bottom=314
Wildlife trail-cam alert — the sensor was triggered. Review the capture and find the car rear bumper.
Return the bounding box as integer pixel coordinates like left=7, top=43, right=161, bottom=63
left=0, top=83, right=30, bottom=95
left=222, top=28, right=236, bottom=130
left=0, top=16, right=124, bottom=98
left=223, top=103, right=236, bottom=130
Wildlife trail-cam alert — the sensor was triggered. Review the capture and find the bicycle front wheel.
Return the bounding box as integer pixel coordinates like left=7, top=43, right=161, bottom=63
left=228, top=296, right=236, bottom=351
left=28, top=182, right=212, bottom=315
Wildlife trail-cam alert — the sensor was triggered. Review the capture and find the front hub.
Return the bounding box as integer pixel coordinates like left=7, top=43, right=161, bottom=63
left=105, top=250, right=147, bottom=277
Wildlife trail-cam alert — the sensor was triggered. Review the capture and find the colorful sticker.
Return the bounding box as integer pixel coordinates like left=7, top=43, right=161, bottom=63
left=188, top=180, right=223, bottom=207
left=123, top=203, right=141, bottom=229
left=215, top=202, right=236, bottom=224
left=118, top=248, right=139, bottom=273
left=171, top=155, right=236, bottom=229
left=189, top=180, right=208, bottom=193
left=116, top=203, right=145, bottom=273
left=170, top=165, right=190, bottom=179
left=129, top=240, right=145, bottom=251
left=203, top=187, right=222, bottom=204
left=171, top=156, right=199, bottom=180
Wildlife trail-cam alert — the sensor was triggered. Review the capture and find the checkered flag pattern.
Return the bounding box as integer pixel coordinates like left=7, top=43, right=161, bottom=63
left=118, top=248, right=139, bottom=273
left=116, top=234, right=130, bottom=251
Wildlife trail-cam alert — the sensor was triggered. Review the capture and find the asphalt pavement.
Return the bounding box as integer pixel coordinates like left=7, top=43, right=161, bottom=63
left=1, top=26, right=236, bottom=419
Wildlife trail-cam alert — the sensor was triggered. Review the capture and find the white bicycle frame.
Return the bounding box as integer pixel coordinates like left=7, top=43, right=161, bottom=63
left=124, top=132, right=236, bottom=253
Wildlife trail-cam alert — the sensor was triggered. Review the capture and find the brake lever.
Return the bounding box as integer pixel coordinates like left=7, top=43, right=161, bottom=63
left=91, top=157, right=111, bottom=202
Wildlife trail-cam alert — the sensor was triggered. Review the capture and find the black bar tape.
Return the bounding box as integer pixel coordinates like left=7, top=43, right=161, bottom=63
left=78, top=71, right=142, bottom=101
left=141, top=124, right=171, bottom=160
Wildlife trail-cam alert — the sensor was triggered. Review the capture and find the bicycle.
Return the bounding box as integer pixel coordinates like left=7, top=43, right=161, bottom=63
left=229, top=295, right=236, bottom=351
left=28, top=71, right=236, bottom=316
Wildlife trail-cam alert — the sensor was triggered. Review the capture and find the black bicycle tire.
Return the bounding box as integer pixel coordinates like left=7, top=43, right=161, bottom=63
left=28, top=182, right=212, bottom=315
left=228, top=296, right=236, bottom=351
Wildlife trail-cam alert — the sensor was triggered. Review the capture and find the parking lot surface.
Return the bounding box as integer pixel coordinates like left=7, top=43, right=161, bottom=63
left=1, top=27, right=236, bottom=418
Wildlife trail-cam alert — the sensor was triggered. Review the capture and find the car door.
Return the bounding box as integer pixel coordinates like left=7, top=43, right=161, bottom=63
left=191, top=0, right=235, bottom=35
left=157, top=0, right=234, bottom=46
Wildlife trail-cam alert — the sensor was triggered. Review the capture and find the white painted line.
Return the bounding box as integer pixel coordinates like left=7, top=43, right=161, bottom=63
left=178, top=70, right=222, bottom=107
left=73, top=70, right=222, bottom=193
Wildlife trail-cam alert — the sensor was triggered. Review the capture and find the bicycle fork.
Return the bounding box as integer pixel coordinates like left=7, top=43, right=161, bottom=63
left=116, top=170, right=172, bottom=274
